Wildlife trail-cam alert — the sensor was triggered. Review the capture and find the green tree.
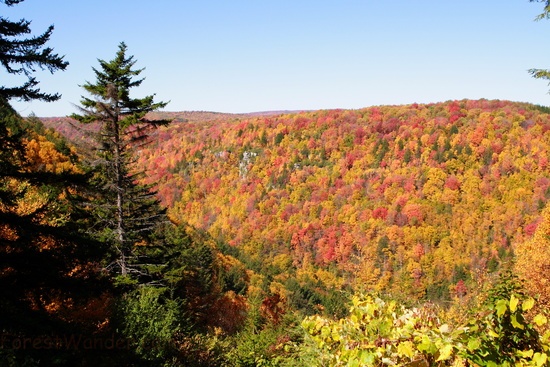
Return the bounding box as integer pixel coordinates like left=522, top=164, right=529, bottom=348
left=529, top=67, right=550, bottom=91
left=530, top=0, right=550, bottom=20
left=0, top=0, right=68, bottom=102
left=71, top=42, right=170, bottom=282
left=0, top=99, right=112, bottom=366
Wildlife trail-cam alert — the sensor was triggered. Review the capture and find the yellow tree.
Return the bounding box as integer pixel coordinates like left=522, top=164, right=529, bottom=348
left=514, top=205, right=550, bottom=308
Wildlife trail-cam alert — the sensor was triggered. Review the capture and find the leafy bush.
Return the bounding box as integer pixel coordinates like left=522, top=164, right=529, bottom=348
left=117, top=286, right=183, bottom=365
left=299, top=290, right=550, bottom=367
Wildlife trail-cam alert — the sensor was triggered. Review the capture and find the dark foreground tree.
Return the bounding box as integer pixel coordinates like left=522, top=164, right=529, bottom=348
left=0, top=99, right=116, bottom=366
left=0, top=0, right=68, bottom=101
left=71, top=42, right=170, bottom=283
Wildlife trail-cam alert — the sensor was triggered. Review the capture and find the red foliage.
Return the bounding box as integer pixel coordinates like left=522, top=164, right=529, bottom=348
left=209, top=291, right=248, bottom=334
left=260, top=293, right=286, bottom=325
left=372, top=207, right=388, bottom=220
left=524, top=219, right=540, bottom=237
left=455, top=280, right=468, bottom=298
left=444, top=175, right=461, bottom=190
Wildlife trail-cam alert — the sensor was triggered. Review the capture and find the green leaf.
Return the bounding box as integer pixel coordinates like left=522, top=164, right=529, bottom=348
left=467, top=338, right=481, bottom=351
left=510, top=294, right=519, bottom=313
left=417, top=335, right=437, bottom=355
left=496, top=299, right=508, bottom=317
left=522, top=297, right=535, bottom=312
left=359, top=350, right=375, bottom=365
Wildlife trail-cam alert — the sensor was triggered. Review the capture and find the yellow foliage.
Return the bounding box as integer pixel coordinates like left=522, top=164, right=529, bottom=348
left=515, top=205, right=550, bottom=308
left=24, top=136, right=80, bottom=174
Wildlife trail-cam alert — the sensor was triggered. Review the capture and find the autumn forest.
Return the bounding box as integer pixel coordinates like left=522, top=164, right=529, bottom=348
left=3, top=0, right=550, bottom=366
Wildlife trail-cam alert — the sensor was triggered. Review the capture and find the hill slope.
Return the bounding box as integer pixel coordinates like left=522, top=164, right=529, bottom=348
left=44, top=100, right=550, bottom=304
left=134, top=99, right=550, bottom=303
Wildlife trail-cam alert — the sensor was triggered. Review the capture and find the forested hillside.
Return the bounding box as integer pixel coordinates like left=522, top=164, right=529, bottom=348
left=126, top=99, right=549, bottom=305
left=38, top=99, right=550, bottom=365
left=6, top=0, right=550, bottom=363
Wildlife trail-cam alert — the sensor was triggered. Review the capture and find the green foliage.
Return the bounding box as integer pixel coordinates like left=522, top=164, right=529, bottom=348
left=301, top=295, right=456, bottom=366
left=461, top=294, right=547, bottom=366
left=530, top=0, right=550, bottom=20
left=0, top=0, right=68, bottom=102
left=299, top=284, right=550, bottom=367
left=71, top=42, right=170, bottom=281
left=458, top=272, right=548, bottom=366
left=223, top=310, right=303, bottom=367
left=117, top=286, right=184, bottom=365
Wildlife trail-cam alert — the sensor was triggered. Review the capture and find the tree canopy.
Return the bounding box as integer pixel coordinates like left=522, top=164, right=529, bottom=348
left=71, top=42, right=170, bottom=281
left=531, top=0, right=550, bottom=20
left=0, top=0, right=68, bottom=102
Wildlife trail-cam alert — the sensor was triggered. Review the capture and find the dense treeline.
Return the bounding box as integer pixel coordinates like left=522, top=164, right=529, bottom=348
left=134, top=99, right=550, bottom=306
left=4, top=0, right=550, bottom=364
left=37, top=99, right=550, bottom=366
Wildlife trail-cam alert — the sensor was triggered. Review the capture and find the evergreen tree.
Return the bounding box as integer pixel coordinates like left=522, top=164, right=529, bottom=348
left=0, top=0, right=68, bottom=102
left=0, top=99, right=113, bottom=366
left=71, top=42, right=171, bottom=282
left=529, top=1, right=550, bottom=93
left=529, top=67, right=550, bottom=92
left=530, top=0, right=550, bottom=20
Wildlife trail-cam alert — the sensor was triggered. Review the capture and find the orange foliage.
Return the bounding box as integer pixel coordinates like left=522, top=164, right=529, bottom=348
left=47, top=100, right=550, bottom=302
left=24, top=135, right=80, bottom=174
left=514, top=205, right=550, bottom=308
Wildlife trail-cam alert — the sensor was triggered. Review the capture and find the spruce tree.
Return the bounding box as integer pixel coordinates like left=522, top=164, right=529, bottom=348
left=0, top=0, right=68, bottom=102
left=71, top=42, right=171, bottom=283
left=530, top=0, right=550, bottom=20
left=0, top=99, right=115, bottom=365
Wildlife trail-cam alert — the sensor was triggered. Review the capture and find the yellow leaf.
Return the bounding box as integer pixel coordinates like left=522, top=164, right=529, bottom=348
left=522, top=297, right=535, bottom=312
left=436, top=344, right=453, bottom=362
left=534, top=314, right=548, bottom=327
left=511, top=314, right=524, bottom=330
left=510, top=294, right=519, bottom=313
left=488, top=330, right=499, bottom=338
left=397, top=341, right=415, bottom=359
left=533, top=352, right=548, bottom=367
left=518, top=349, right=534, bottom=358
left=496, top=300, right=508, bottom=317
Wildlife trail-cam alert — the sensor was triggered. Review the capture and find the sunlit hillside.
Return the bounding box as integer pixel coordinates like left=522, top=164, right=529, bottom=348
left=114, top=99, right=550, bottom=304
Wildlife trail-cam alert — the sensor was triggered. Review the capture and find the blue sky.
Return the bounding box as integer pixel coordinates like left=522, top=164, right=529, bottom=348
left=4, top=0, right=550, bottom=117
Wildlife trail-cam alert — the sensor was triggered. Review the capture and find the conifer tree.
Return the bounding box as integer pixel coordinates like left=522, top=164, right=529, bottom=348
left=530, top=0, right=550, bottom=20
left=0, top=99, right=114, bottom=366
left=71, top=42, right=171, bottom=282
left=529, top=2, right=550, bottom=108
left=0, top=0, right=68, bottom=102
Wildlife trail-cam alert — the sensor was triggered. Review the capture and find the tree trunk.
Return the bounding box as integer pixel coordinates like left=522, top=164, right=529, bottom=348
left=113, top=110, right=126, bottom=276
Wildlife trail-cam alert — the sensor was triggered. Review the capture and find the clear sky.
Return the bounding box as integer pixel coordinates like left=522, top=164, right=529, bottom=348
left=4, top=0, right=550, bottom=117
